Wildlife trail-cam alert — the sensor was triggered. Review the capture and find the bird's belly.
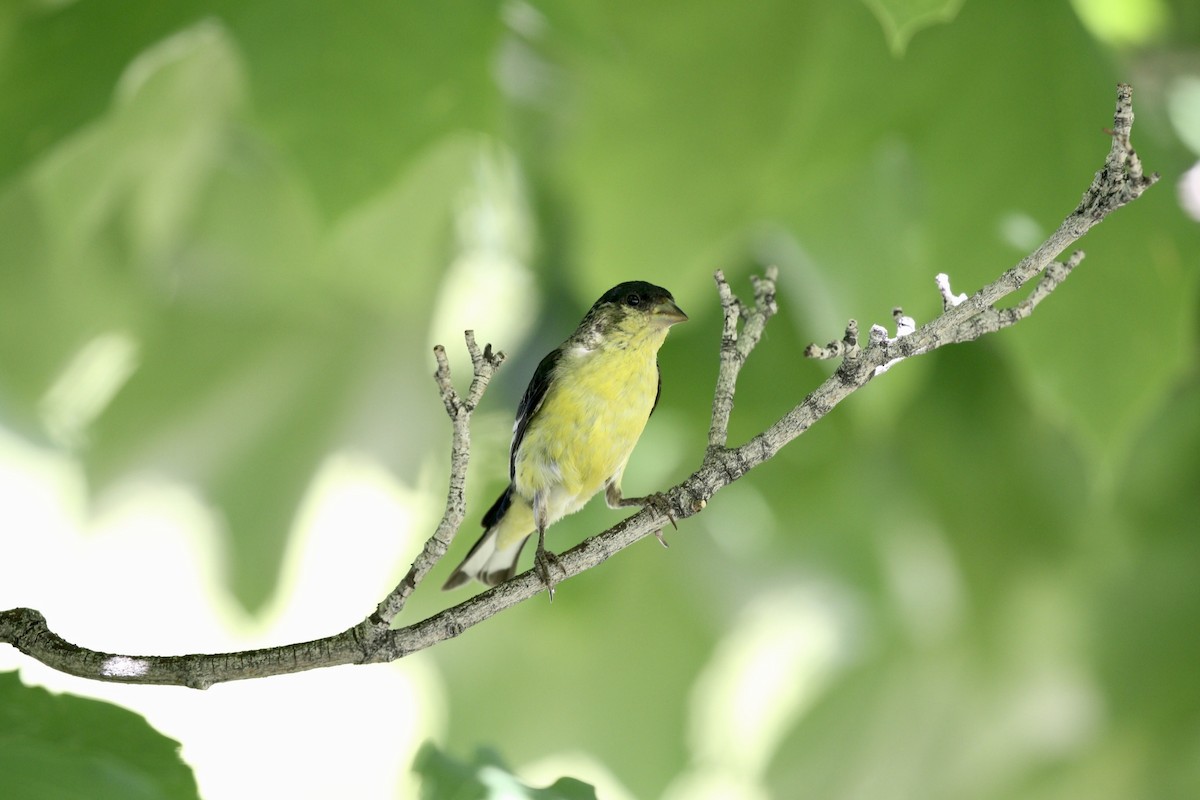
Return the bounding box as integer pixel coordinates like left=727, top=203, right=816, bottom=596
left=513, top=353, right=657, bottom=520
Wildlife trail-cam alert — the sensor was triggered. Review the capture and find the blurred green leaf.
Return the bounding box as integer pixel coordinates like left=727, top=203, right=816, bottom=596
left=862, top=0, right=964, bottom=55
left=414, top=743, right=597, bottom=800
left=1098, top=373, right=1200, bottom=727
left=0, top=1, right=507, bottom=218
left=902, top=344, right=1090, bottom=582
left=0, top=672, right=198, bottom=800
left=1001, top=185, right=1198, bottom=468
left=323, top=133, right=481, bottom=317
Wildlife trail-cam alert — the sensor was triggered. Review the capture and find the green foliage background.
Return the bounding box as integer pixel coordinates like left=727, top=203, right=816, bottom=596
left=1, top=0, right=1198, bottom=797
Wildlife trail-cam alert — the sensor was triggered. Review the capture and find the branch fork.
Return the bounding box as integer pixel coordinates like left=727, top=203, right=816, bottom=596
left=362, top=332, right=505, bottom=640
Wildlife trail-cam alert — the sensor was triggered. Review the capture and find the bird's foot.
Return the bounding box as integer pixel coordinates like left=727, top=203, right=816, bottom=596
left=534, top=539, right=564, bottom=601
left=619, top=491, right=677, bottom=547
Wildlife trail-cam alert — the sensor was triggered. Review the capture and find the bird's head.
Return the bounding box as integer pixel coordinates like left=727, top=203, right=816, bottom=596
left=577, top=281, right=688, bottom=349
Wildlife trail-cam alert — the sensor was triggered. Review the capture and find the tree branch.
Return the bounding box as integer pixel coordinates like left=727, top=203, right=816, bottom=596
left=0, top=84, right=1157, bottom=688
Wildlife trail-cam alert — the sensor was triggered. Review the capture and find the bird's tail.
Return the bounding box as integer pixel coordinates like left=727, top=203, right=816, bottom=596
left=442, top=485, right=534, bottom=590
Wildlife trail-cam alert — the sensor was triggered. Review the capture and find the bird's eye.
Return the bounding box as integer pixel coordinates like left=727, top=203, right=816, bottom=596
left=626, top=293, right=641, bottom=307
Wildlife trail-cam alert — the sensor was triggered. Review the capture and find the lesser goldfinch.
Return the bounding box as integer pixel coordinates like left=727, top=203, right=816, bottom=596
left=443, top=281, right=687, bottom=595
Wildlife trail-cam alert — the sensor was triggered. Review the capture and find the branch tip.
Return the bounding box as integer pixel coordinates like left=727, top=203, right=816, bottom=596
left=708, top=267, right=780, bottom=448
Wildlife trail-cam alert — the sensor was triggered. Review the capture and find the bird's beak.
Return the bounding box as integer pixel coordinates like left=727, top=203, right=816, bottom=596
left=652, top=299, right=688, bottom=327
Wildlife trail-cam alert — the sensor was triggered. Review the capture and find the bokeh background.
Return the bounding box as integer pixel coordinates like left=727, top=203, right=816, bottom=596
left=2, top=0, right=1199, bottom=798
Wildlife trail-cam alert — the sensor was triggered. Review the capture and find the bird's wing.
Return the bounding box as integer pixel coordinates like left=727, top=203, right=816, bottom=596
left=509, top=347, right=562, bottom=481
left=650, top=359, right=662, bottom=417
left=480, top=483, right=515, bottom=529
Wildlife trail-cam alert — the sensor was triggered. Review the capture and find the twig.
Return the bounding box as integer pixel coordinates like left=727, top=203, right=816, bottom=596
left=0, top=84, right=1157, bottom=688
left=362, top=332, right=504, bottom=635
left=708, top=267, right=779, bottom=448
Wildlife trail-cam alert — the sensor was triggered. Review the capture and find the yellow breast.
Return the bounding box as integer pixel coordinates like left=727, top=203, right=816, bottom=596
left=513, top=339, right=661, bottom=513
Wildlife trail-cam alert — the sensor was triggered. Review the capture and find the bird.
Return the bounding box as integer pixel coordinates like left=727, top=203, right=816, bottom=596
left=442, top=280, right=687, bottom=597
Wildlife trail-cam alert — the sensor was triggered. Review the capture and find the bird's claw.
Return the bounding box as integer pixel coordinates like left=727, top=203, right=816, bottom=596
left=534, top=541, right=564, bottom=601
left=628, top=491, right=676, bottom=532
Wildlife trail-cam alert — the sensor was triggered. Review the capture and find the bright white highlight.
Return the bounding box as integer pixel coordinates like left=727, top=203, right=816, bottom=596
left=39, top=332, right=139, bottom=448
left=664, top=584, right=859, bottom=800
left=1178, top=162, right=1200, bottom=222
left=0, top=432, right=443, bottom=800
left=101, top=656, right=150, bottom=678
left=879, top=524, right=965, bottom=644
left=997, top=211, right=1044, bottom=251
left=428, top=142, right=538, bottom=357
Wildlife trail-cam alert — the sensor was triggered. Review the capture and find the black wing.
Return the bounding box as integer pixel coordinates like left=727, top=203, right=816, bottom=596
left=509, top=347, right=562, bottom=481
left=480, top=483, right=515, bottom=529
